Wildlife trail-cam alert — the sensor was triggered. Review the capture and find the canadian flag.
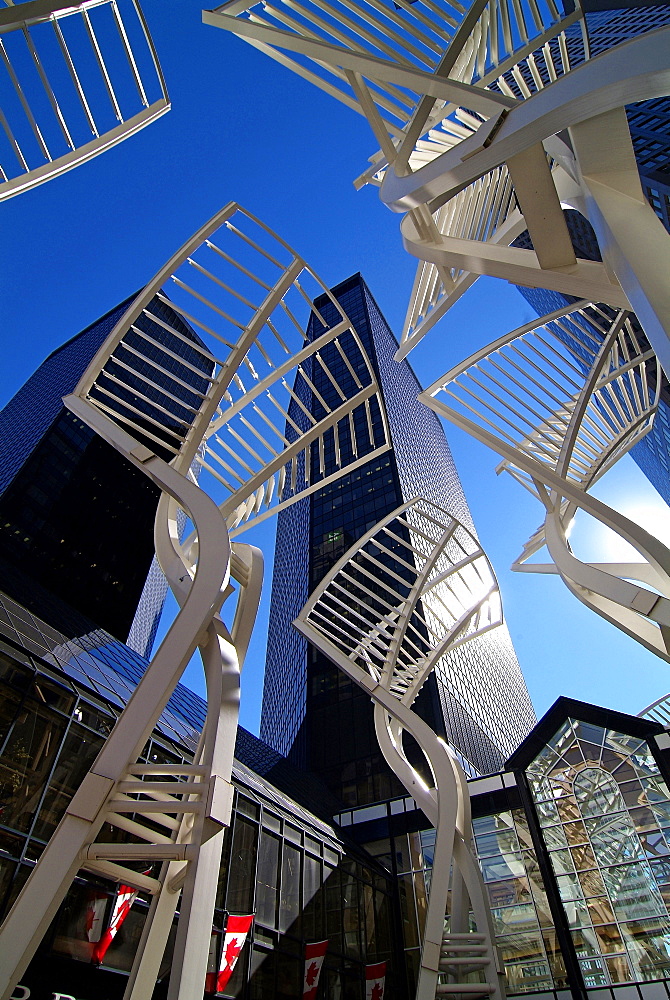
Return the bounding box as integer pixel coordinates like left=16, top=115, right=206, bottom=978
left=365, top=962, right=387, bottom=1000
left=205, top=914, right=254, bottom=994
left=92, top=885, right=138, bottom=964
left=84, top=892, right=107, bottom=945
left=303, top=939, right=328, bottom=998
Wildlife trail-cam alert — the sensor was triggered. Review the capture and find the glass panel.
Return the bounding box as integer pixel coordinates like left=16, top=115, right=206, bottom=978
left=563, top=821, right=588, bottom=846
left=574, top=768, right=623, bottom=817
left=578, top=957, right=609, bottom=987
left=601, top=862, right=666, bottom=921
left=564, top=897, right=592, bottom=929
left=227, top=815, right=258, bottom=913
left=480, top=853, right=525, bottom=883
left=549, top=849, right=575, bottom=876
left=587, top=896, right=615, bottom=926
left=578, top=869, right=607, bottom=898
left=555, top=798, right=580, bottom=823
left=32, top=724, right=103, bottom=840
left=631, top=807, right=662, bottom=836
left=542, top=927, right=569, bottom=987
left=0, top=696, right=67, bottom=833
left=585, top=813, right=644, bottom=863
left=619, top=917, right=670, bottom=981
left=491, top=903, right=539, bottom=936
left=475, top=827, right=519, bottom=858
left=650, top=801, right=670, bottom=830
left=496, top=932, right=553, bottom=994
left=593, top=923, right=624, bottom=954
left=605, top=954, right=633, bottom=983
left=575, top=723, right=607, bottom=747
left=571, top=844, right=597, bottom=870
left=249, top=947, right=275, bottom=1000
left=542, top=825, right=568, bottom=850
left=279, top=843, right=301, bottom=934
left=341, top=869, right=361, bottom=959
left=555, top=872, right=583, bottom=902
left=275, top=949, right=301, bottom=1000
left=256, top=831, right=280, bottom=929
left=487, top=877, right=531, bottom=908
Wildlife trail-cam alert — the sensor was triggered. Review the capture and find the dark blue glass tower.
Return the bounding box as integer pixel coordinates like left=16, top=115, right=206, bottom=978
left=261, top=274, right=536, bottom=804
left=0, top=294, right=212, bottom=657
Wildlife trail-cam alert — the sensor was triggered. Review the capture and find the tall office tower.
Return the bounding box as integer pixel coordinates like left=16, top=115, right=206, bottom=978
left=0, top=294, right=212, bottom=656
left=261, top=274, right=536, bottom=805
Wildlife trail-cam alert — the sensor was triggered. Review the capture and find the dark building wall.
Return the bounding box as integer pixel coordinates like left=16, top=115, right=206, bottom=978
left=0, top=588, right=400, bottom=1000
left=0, top=295, right=212, bottom=653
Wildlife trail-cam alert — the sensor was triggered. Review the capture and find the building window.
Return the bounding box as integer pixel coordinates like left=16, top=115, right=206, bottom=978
left=526, top=719, right=670, bottom=986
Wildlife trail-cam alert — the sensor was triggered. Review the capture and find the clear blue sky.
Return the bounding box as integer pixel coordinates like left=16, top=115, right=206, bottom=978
left=3, top=0, right=670, bottom=736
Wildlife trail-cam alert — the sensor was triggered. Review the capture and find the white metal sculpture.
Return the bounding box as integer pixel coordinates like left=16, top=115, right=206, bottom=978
left=204, top=0, right=670, bottom=374
left=0, top=203, right=391, bottom=1000
left=295, top=497, right=506, bottom=1000
left=0, top=0, right=168, bottom=200
left=419, top=301, right=670, bottom=659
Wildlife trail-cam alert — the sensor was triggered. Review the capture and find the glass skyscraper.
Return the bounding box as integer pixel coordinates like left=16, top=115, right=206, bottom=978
left=0, top=294, right=212, bottom=658
left=261, top=273, right=536, bottom=804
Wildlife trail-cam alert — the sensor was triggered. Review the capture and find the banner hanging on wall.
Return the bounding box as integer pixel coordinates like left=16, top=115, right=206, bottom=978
left=205, top=914, right=254, bottom=994
left=365, top=961, right=387, bottom=1000
left=303, top=939, right=329, bottom=999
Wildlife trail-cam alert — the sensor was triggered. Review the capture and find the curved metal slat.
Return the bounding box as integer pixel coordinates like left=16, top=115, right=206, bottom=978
left=0, top=0, right=168, bottom=199
left=296, top=496, right=505, bottom=1000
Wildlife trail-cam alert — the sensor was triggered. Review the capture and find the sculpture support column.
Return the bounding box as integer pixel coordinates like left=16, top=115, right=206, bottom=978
left=571, top=107, right=670, bottom=381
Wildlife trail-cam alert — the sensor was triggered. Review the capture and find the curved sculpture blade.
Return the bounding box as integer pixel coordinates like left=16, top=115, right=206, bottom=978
left=0, top=0, right=168, bottom=200
left=296, top=497, right=505, bottom=1000
left=73, top=202, right=390, bottom=534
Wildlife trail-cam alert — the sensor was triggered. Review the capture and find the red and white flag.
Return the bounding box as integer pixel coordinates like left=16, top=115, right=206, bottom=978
left=84, top=891, right=107, bottom=946
left=365, top=962, right=387, bottom=1000
left=205, top=914, right=254, bottom=994
left=92, top=884, right=138, bottom=963
left=303, top=939, right=328, bottom=998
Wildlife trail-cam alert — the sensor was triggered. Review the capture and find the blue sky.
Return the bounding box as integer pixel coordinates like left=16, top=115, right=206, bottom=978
left=3, top=0, right=670, bottom=735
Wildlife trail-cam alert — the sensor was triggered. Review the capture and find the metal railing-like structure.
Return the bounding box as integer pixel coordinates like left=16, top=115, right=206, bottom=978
left=206, top=0, right=670, bottom=371
left=0, top=203, right=391, bottom=1000
left=420, top=302, right=670, bottom=659
left=296, top=497, right=506, bottom=1000
left=0, top=0, right=168, bottom=200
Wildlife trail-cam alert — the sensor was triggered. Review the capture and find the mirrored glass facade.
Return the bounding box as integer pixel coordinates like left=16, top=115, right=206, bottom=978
left=0, top=295, right=212, bottom=656
left=262, top=273, right=535, bottom=800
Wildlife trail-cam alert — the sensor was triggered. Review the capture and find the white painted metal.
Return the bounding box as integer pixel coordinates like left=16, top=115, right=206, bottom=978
left=295, top=497, right=506, bottom=1000
left=0, top=0, right=168, bottom=200
left=419, top=302, right=670, bottom=659
left=206, top=0, right=670, bottom=369
left=0, top=203, right=391, bottom=1000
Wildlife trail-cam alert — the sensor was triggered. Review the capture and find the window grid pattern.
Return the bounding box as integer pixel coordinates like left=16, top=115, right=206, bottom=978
left=527, top=719, right=670, bottom=987
left=262, top=274, right=535, bottom=800
left=0, top=604, right=399, bottom=999
left=0, top=295, right=212, bottom=654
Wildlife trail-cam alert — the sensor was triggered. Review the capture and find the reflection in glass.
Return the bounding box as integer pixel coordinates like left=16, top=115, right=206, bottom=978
left=527, top=719, right=670, bottom=986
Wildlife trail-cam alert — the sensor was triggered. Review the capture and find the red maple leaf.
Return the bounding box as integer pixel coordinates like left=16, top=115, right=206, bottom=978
left=224, top=936, right=243, bottom=969
left=306, top=961, right=320, bottom=986
left=371, top=983, right=384, bottom=1000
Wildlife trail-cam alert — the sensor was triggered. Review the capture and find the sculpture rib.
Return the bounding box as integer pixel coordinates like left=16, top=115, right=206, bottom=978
left=295, top=497, right=505, bottom=1000
left=0, top=0, right=169, bottom=200
left=0, top=203, right=391, bottom=1000
left=420, top=301, right=670, bottom=659
left=205, top=0, right=670, bottom=367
